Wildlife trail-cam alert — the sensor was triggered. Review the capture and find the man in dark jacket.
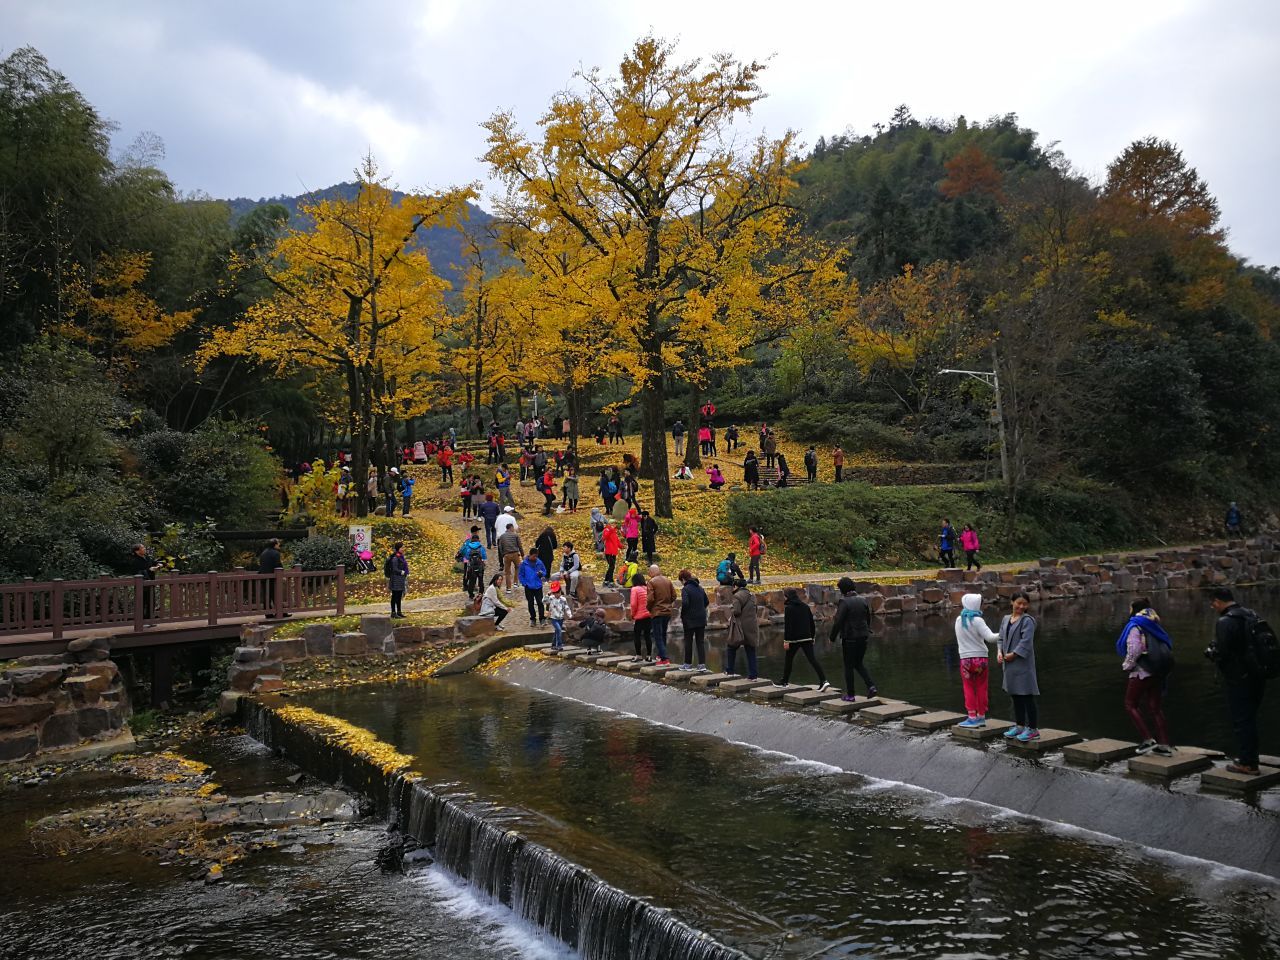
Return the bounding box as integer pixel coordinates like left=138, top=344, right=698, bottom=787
left=829, top=577, right=875, bottom=701
left=1210, top=587, right=1267, bottom=774
left=131, top=543, right=159, bottom=620
left=477, top=493, right=502, bottom=547
left=259, top=538, right=287, bottom=618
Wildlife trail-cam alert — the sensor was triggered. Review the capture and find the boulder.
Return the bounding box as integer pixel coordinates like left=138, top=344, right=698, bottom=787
left=392, top=625, right=424, bottom=646
left=253, top=676, right=286, bottom=693
left=0, top=728, right=38, bottom=763
left=455, top=616, right=496, bottom=639
left=921, top=587, right=945, bottom=604
left=303, top=624, right=335, bottom=656
left=0, top=699, right=55, bottom=729
left=333, top=633, right=368, bottom=657
left=77, top=705, right=116, bottom=738
left=574, top=572, right=599, bottom=604
left=881, top=597, right=902, bottom=613
left=361, top=615, right=394, bottom=644
left=241, top=624, right=276, bottom=645
left=228, top=660, right=282, bottom=691
left=597, top=589, right=624, bottom=606
left=65, top=637, right=96, bottom=654
left=760, top=590, right=786, bottom=614
left=78, top=661, right=119, bottom=684
left=0, top=680, right=10, bottom=700
left=218, top=691, right=244, bottom=718
left=265, top=637, right=306, bottom=662
left=234, top=646, right=265, bottom=663
left=600, top=606, right=625, bottom=623
left=11, top=655, right=69, bottom=668
left=423, top=626, right=454, bottom=646
left=5, top=665, right=71, bottom=697
left=62, top=675, right=107, bottom=703
left=39, top=711, right=83, bottom=749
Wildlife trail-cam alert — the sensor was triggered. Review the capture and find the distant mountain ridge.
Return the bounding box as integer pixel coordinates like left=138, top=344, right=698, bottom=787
left=223, top=182, right=498, bottom=288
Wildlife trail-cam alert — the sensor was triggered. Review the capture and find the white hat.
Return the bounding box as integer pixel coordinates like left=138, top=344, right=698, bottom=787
left=504, top=506, right=514, bottom=513
left=390, top=467, right=399, bottom=474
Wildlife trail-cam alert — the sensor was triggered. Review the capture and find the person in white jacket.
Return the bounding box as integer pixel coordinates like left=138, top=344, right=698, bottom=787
left=955, top=593, right=999, bottom=727
left=479, top=574, right=511, bottom=630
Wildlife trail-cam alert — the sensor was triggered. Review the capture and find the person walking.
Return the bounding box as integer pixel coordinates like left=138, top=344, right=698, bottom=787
left=623, top=507, right=641, bottom=558
left=497, top=523, right=523, bottom=595
left=775, top=452, right=790, bottom=488
left=563, top=469, right=580, bottom=512
left=960, top=523, right=982, bottom=571
left=630, top=573, right=653, bottom=661
left=547, top=580, right=572, bottom=649
left=460, top=475, right=474, bottom=519
left=478, top=493, right=501, bottom=547
left=954, top=593, right=999, bottom=727
left=535, top=526, right=559, bottom=579
left=743, top=450, right=760, bottom=491
left=698, top=424, right=712, bottom=456
left=647, top=565, right=676, bottom=665
left=998, top=593, right=1040, bottom=742
left=804, top=446, right=818, bottom=483
left=829, top=577, right=876, bottom=701
left=832, top=445, right=844, bottom=483
left=383, top=468, right=400, bottom=516
left=438, top=446, right=454, bottom=484
left=1117, top=598, right=1175, bottom=755
left=479, top=573, right=511, bottom=630
left=599, top=469, right=617, bottom=512
left=678, top=569, right=710, bottom=672
left=1226, top=501, right=1243, bottom=536
left=386, top=541, right=409, bottom=619
left=400, top=474, right=415, bottom=516
left=541, top=467, right=557, bottom=515
left=939, top=519, right=957, bottom=569
left=1209, top=587, right=1270, bottom=775
left=458, top=529, right=488, bottom=600
left=725, top=424, right=739, bottom=452
left=747, top=527, right=765, bottom=585
left=259, top=537, right=285, bottom=618
left=640, top=510, right=659, bottom=563
left=494, top=505, right=518, bottom=540
left=495, top=463, right=515, bottom=508
left=518, top=548, right=548, bottom=625
left=602, top=520, right=622, bottom=586
left=673, top=420, right=686, bottom=457
left=777, top=588, right=831, bottom=690
left=131, top=542, right=161, bottom=621
left=725, top=579, right=760, bottom=679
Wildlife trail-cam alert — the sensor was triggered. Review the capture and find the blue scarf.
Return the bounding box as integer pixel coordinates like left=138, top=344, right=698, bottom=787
left=1114, top=612, right=1173, bottom=656
left=960, top=608, right=980, bottom=626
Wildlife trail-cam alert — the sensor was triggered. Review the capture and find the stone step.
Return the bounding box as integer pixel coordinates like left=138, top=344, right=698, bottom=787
left=640, top=663, right=681, bottom=678
left=951, top=719, right=1016, bottom=742
left=1004, top=729, right=1083, bottom=755
left=818, top=697, right=882, bottom=714
left=718, top=677, right=771, bottom=695
left=523, top=643, right=555, bottom=652
left=782, top=687, right=842, bottom=707
left=617, top=658, right=648, bottom=672
left=595, top=655, right=632, bottom=667
left=663, top=669, right=697, bottom=684
left=1062, top=738, right=1139, bottom=767
left=689, top=671, right=734, bottom=688
left=746, top=683, right=797, bottom=701
left=903, top=710, right=967, bottom=732
left=552, top=646, right=587, bottom=657
left=1128, top=749, right=1214, bottom=779
left=1201, top=763, right=1280, bottom=794
left=859, top=702, right=924, bottom=723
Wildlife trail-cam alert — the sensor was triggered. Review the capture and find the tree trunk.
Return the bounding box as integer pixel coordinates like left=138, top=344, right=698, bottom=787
left=639, top=348, right=672, bottom=518
left=347, top=362, right=371, bottom=518
left=684, top=383, right=702, bottom=470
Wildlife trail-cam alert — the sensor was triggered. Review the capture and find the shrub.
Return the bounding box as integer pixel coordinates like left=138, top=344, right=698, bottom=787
left=780, top=403, right=920, bottom=460
left=290, top=535, right=355, bottom=572
left=150, top=520, right=224, bottom=573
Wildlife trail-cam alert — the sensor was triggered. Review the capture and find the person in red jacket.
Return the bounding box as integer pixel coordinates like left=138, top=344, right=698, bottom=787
left=457, top=449, right=476, bottom=472
left=748, top=526, right=766, bottom=585
left=602, top=521, right=622, bottom=585
left=541, top=468, right=557, bottom=515
left=437, top=446, right=454, bottom=483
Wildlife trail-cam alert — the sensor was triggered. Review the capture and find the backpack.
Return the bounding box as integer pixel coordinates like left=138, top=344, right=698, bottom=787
left=757, top=534, right=767, bottom=555
left=1247, top=612, right=1280, bottom=679
left=716, top=559, right=733, bottom=584
left=607, top=481, right=618, bottom=495
left=535, top=474, right=545, bottom=492
left=383, top=555, right=395, bottom=577
left=1136, top=633, right=1175, bottom=679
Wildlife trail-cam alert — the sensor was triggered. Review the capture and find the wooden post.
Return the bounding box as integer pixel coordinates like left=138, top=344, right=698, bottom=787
left=336, top=565, right=346, bottom=615
left=208, top=571, right=219, bottom=626
left=51, top=579, right=64, bottom=640
left=133, top=575, right=145, bottom=633
left=22, top=577, right=33, bottom=634
left=274, top=567, right=284, bottom=619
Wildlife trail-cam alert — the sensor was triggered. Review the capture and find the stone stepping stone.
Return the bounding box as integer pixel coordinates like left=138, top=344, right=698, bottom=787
left=1128, top=748, right=1213, bottom=779
left=1004, top=729, right=1082, bottom=755
left=617, top=659, right=648, bottom=672
left=640, top=663, right=680, bottom=678
left=903, top=710, right=967, bottom=732
left=571, top=652, right=605, bottom=662
left=1062, top=738, right=1138, bottom=767
left=818, top=697, right=882, bottom=714
left=553, top=646, right=587, bottom=657
left=595, top=655, right=632, bottom=667
left=859, top=702, right=924, bottom=722
left=746, top=683, right=797, bottom=701
left=718, top=677, right=771, bottom=695
left=783, top=687, right=843, bottom=707
left=523, top=643, right=555, bottom=652
left=689, top=671, right=734, bottom=688
left=663, top=669, right=697, bottom=684
left=950, top=719, right=1016, bottom=742
left=1201, top=763, right=1280, bottom=794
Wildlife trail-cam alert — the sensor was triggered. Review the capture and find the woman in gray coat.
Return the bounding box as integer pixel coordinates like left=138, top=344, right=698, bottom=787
left=998, top=592, right=1039, bottom=742
left=725, top=579, right=760, bottom=679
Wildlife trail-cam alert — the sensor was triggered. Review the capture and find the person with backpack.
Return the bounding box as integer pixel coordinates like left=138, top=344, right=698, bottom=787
left=1208, top=587, right=1274, bottom=775
left=589, top=507, right=606, bottom=553
left=617, top=553, right=641, bottom=589
left=601, top=520, right=621, bottom=586
left=998, top=593, right=1040, bottom=743
left=939, top=519, right=957, bottom=568
left=599, top=469, right=617, bottom=511
left=804, top=446, right=818, bottom=483
left=716, top=552, right=744, bottom=587
left=629, top=572, right=653, bottom=661
left=725, top=578, right=760, bottom=679
left=778, top=588, right=831, bottom=690
left=955, top=593, right=999, bottom=727
left=518, top=548, right=548, bottom=625
left=678, top=568, right=710, bottom=672
left=747, top=527, right=765, bottom=585
left=830, top=577, right=876, bottom=701
left=385, top=542, right=409, bottom=619
left=479, top=573, right=511, bottom=630
left=457, top=528, right=488, bottom=599
left=494, top=464, right=514, bottom=508
left=1117, top=598, right=1174, bottom=756
left=547, top=580, right=572, bottom=650
left=960, top=523, right=982, bottom=571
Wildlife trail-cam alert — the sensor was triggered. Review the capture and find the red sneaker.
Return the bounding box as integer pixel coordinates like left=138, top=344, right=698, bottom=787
left=655, top=659, right=670, bottom=666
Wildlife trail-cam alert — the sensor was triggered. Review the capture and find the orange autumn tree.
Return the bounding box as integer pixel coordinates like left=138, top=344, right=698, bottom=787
left=200, top=157, right=475, bottom=515
left=483, top=36, right=844, bottom=516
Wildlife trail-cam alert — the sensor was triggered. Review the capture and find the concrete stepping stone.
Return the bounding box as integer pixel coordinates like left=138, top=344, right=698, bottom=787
left=595, top=655, right=632, bottom=667
left=818, top=697, right=882, bottom=714
left=903, top=710, right=967, bottom=732
left=783, top=687, right=843, bottom=707
left=689, top=671, right=734, bottom=688
left=950, top=719, right=1016, bottom=742
left=617, top=658, right=648, bottom=672
left=553, top=646, right=587, bottom=657
left=747, top=683, right=797, bottom=701
left=571, top=652, right=605, bottom=662
left=859, top=702, right=924, bottom=722
left=1201, top=763, right=1280, bottom=794
left=1004, top=729, right=1082, bottom=755
left=1128, top=748, right=1213, bottom=779
left=718, top=677, right=771, bottom=695
left=663, top=669, right=697, bottom=683
left=640, top=663, right=680, bottom=678
left=1062, top=738, right=1138, bottom=767
left=523, top=643, right=555, bottom=652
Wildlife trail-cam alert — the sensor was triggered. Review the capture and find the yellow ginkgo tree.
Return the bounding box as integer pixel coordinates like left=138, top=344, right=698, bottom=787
left=199, top=156, right=475, bottom=515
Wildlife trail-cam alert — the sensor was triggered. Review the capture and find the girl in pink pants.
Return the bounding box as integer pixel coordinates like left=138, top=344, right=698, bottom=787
left=954, top=593, right=999, bottom=727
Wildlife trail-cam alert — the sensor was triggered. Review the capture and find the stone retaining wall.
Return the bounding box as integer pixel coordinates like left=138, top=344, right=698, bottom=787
left=0, top=636, right=131, bottom=763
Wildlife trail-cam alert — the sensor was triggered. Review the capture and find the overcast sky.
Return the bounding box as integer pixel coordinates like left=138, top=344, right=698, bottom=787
left=4, top=1, right=1278, bottom=265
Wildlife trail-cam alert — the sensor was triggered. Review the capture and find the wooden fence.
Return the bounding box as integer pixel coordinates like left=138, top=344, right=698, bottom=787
left=0, top=566, right=345, bottom=640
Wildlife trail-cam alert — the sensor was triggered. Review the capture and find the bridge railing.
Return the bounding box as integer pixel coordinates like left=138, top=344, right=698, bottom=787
left=0, top=566, right=346, bottom=639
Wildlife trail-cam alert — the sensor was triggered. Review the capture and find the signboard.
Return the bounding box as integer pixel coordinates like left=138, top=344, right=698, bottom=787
left=348, top=525, right=372, bottom=554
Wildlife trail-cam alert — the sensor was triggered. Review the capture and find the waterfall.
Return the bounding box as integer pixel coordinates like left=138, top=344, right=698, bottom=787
left=246, top=699, right=744, bottom=960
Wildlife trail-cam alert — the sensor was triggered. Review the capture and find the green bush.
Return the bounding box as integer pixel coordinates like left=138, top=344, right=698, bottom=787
left=780, top=403, right=921, bottom=460
left=290, top=535, right=355, bottom=572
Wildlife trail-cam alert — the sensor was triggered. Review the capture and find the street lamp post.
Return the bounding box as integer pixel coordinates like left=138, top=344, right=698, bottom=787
left=940, top=358, right=1010, bottom=487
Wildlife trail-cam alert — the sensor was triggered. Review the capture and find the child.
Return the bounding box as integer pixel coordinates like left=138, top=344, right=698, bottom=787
left=547, top=580, right=572, bottom=649
left=580, top=608, right=608, bottom=655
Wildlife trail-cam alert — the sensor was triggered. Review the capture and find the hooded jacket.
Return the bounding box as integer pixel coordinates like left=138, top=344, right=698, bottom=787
left=829, top=591, right=870, bottom=643
left=954, top=593, right=998, bottom=659
left=783, top=594, right=816, bottom=643
left=729, top=586, right=760, bottom=648
left=680, top=578, right=709, bottom=628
